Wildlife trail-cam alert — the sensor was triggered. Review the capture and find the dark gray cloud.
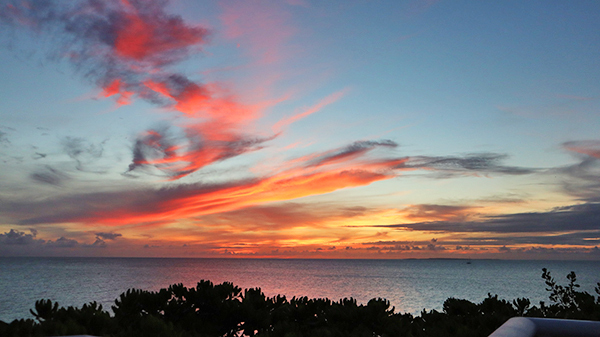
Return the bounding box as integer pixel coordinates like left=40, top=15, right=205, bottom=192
left=0, top=229, right=40, bottom=245
left=370, top=232, right=600, bottom=248
left=454, top=231, right=600, bottom=246
left=62, top=137, right=103, bottom=159
left=378, top=202, right=600, bottom=234
left=517, top=246, right=600, bottom=256
left=0, top=125, right=16, bottom=131
left=307, top=140, right=398, bottom=167
left=555, top=158, right=600, bottom=202
left=46, top=236, right=79, bottom=248
left=30, top=165, right=70, bottom=186
left=95, top=232, right=122, bottom=240
left=32, top=152, right=47, bottom=159
left=362, top=238, right=445, bottom=251
left=0, top=130, right=9, bottom=145
left=404, top=153, right=536, bottom=178
left=0, top=229, right=123, bottom=255
left=364, top=235, right=600, bottom=253
left=553, top=140, right=600, bottom=202
left=0, top=229, right=78, bottom=249
left=60, top=136, right=105, bottom=171
left=87, top=238, right=107, bottom=248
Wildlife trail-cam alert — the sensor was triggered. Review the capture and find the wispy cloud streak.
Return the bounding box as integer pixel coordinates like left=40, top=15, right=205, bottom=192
left=273, top=90, right=347, bottom=132
left=378, top=202, right=600, bottom=233
left=403, top=153, right=536, bottom=177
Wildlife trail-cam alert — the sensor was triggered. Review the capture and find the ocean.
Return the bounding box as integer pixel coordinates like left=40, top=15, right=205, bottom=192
left=1, top=257, right=599, bottom=323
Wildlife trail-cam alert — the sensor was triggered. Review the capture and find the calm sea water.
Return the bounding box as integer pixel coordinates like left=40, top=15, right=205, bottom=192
left=1, top=258, right=599, bottom=322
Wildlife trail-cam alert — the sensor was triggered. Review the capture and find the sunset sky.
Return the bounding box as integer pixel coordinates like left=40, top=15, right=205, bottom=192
left=1, top=0, right=600, bottom=259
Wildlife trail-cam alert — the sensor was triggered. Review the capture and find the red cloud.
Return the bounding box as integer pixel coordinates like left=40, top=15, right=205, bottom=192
left=20, top=139, right=406, bottom=226
left=69, top=170, right=390, bottom=226
left=102, top=79, right=134, bottom=106
left=2, top=0, right=210, bottom=107
left=126, top=125, right=272, bottom=180
left=114, top=5, right=207, bottom=64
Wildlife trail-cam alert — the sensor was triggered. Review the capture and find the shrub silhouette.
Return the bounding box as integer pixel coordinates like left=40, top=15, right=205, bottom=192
left=1, top=269, right=600, bottom=337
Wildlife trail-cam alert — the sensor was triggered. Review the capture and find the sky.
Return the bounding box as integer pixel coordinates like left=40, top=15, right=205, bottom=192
left=1, top=0, right=600, bottom=259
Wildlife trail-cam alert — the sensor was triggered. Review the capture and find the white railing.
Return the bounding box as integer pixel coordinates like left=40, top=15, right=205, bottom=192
left=489, top=317, right=600, bottom=337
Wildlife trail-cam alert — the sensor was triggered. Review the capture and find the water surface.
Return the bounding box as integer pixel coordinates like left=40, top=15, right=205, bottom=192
left=1, top=257, right=599, bottom=322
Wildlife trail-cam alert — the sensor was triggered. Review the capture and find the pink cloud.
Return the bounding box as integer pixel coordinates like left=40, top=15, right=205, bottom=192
left=272, top=89, right=348, bottom=132
left=219, top=0, right=296, bottom=65
left=564, top=140, right=600, bottom=159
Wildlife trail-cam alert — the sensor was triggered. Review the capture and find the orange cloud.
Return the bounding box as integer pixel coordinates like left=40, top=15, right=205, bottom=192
left=30, top=139, right=407, bottom=226
left=399, top=204, right=477, bottom=222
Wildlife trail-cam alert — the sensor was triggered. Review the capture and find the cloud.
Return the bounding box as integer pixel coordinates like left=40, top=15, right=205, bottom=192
left=61, top=136, right=104, bottom=160
left=88, top=238, right=107, bottom=248
left=404, top=153, right=536, bottom=177
left=30, top=165, right=70, bottom=186
left=476, top=194, right=527, bottom=204
left=125, top=124, right=274, bottom=180
left=378, top=202, right=600, bottom=234
left=1, top=0, right=208, bottom=103
left=4, top=0, right=487, bottom=188
left=219, top=0, right=295, bottom=65
left=0, top=130, right=9, bottom=145
left=0, top=229, right=119, bottom=255
left=3, top=0, right=272, bottom=181
left=46, top=236, right=79, bottom=248
left=0, top=228, right=130, bottom=257
left=3, top=137, right=542, bottom=228
left=0, top=229, right=77, bottom=249
left=365, top=229, right=600, bottom=248
left=306, top=140, right=398, bottom=168
left=196, top=202, right=376, bottom=231
left=32, top=152, right=47, bottom=159
left=60, top=136, right=105, bottom=170
left=0, top=229, right=40, bottom=245
left=460, top=231, right=600, bottom=247
left=400, top=204, right=475, bottom=222
left=95, top=232, right=122, bottom=240
left=2, top=138, right=401, bottom=226
left=564, top=140, right=600, bottom=158
left=362, top=238, right=446, bottom=251
left=555, top=140, right=600, bottom=201
left=556, top=158, right=600, bottom=201
left=273, top=90, right=347, bottom=131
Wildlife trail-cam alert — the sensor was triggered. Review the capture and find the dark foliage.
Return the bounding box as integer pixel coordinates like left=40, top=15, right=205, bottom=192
left=1, top=269, right=600, bottom=337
